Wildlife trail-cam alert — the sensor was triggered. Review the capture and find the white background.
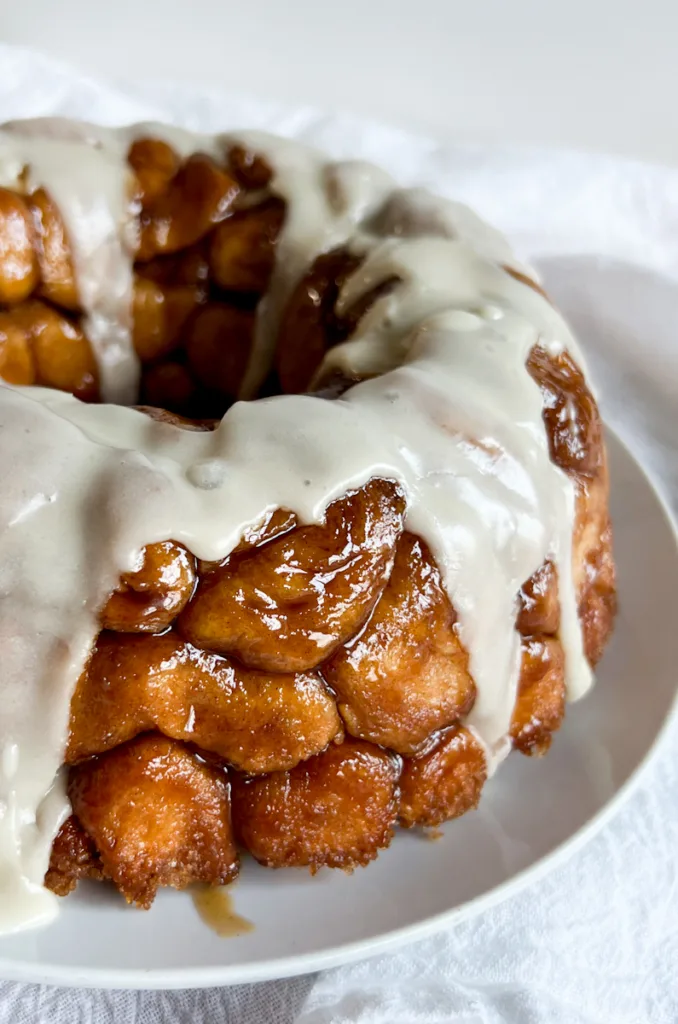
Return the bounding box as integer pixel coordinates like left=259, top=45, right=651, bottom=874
left=3, top=0, right=678, bottom=164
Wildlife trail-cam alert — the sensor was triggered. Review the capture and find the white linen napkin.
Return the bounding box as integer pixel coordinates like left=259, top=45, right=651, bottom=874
left=0, top=43, right=676, bottom=1024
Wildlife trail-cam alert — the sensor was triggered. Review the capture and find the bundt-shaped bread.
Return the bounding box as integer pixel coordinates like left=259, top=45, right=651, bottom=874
left=0, top=120, right=615, bottom=926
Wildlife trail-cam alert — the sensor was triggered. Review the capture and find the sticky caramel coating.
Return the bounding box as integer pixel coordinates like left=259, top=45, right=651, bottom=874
left=67, top=631, right=342, bottom=773
left=0, top=161, right=615, bottom=899
left=128, top=138, right=181, bottom=206
left=229, top=506, right=298, bottom=556
left=277, top=248, right=361, bottom=394
left=45, top=815, right=107, bottom=897
left=517, top=560, right=559, bottom=636
left=510, top=636, right=566, bottom=755
left=132, top=276, right=203, bottom=363
left=571, top=460, right=616, bottom=665
left=0, top=313, right=35, bottom=384
left=0, top=188, right=39, bottom=304
left=527, top=346, right=603, bottom=478
left=101, top=540, right=196, bottom=633
left=68, top=733, right=238, bottom=908
left=325, top=532, right=476, bottom=754
left=399, top=726, right=487, bottom=829
left=179, top=478, right=406, bottom=672
left=185, top=303, right=255, bottom=399
left=13, top=300, right=98, bottom=400
left=231, top=738, right=400, bottom=870
left=136, top=154, right=240, bottom=262
left=227, top=144, right=273, bottom=189
left=28, top=187, right=79, bottom=311
left=209, top=199, right=285, bottom=293
left=579, top=515, right=616, bottom=667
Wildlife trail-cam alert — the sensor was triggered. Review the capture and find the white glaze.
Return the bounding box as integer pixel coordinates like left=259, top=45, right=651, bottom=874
left=0, top=122, right=139, bottom=404
left=0, top=119, right=594, bottom=934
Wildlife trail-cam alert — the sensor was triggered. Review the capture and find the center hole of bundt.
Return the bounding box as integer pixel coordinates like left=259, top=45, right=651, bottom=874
left=136, top=239, right=391, bottom=421
left=137, top=282, right=274, bottom=421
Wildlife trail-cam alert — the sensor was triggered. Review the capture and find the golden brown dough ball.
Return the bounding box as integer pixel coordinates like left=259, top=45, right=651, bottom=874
left=128, top=138, right=181, bottom=206
left=137, top=155, right=240, bottom=261
left=324, top=532, right=476, bottom=754
left=13, top=300, right=98, bottom=400
left=0, top=313, right=35, bottom=385
left=67, top=630, right=342, bottom=773
left=0, top=188, right=40, bottom=305
left=517, top=560, right=560, bottom=636
left=231, top=738, right=400, bottom=870
left=399, top=725, right=487, bottom=828
left=44, top=816, right=106, bottom=897
left=132, top=276, right=203, bottom=363
left=209, top=200, right=285, bottom=293
left=101, top=540, right=196, bottom=633
left=527, top=346, right=602, bottom=478
left=276, top=249, right=361, bottom=394
left=28, top=187, right=80, bottom=311
left=578, top=517, right=616, bottom=667
left=510, top=636, right=566, bottom=755
left=185, top=303, right=255, bottom=399
left=68, top=733, right=238, bottom=908
left=179, top=479, right=406, bottom=672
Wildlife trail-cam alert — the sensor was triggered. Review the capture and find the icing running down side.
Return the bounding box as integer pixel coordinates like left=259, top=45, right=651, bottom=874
left=0, top=120, right=593, bottom=933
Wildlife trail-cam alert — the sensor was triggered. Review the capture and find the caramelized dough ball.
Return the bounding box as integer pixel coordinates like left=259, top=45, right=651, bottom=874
left=277, top=248, right=361, bottom=393
left=67, top=631, right=342, bottom=773
left=137, top=154, right=240, bottom=261
left=571, top=461, right=616, bottom=665
left=45, top=815, right=106, bottom=896
left=0, top=188, right=40, bottom=304
left=69, top=733, right=238, bottom=908
left=128, top=137, right=181, bottom=205
left=132, top=276, right=202, bottom=363
left=141, top=361, right=197, bottom=413
left=0, top=314, right=35, bottom=385
left=231, top=738, right=400, bottom=870
left=510, top=636, right=566, bottom=756
left=209, top=200, right=285, bottom=293
left=14, top=300, right=98, bottom=400
left=231, top=507, right=298, bottom=555
left=527, top=345, right=602, bottom=478
left=101, top=540, right=196, bottom=633
left=399, top=726, right=487, bottom=829
left=228, top=144, right=273, bottom=189
left=28, top=187, right=79, bottom=311
left=324, top=533, right=476, bottom=754
left=517, top=560, right=559, bottom=636
left=579, top=516, right=616, bottom=667
left=136, top=244, right=210, bottom=292
left=185, top=303, right=255, bottom=398
left=179, top=478, right=406, bottom=673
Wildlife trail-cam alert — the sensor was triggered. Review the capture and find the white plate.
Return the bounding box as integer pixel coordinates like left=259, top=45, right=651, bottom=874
left=0, top=427, right=675, bottom=990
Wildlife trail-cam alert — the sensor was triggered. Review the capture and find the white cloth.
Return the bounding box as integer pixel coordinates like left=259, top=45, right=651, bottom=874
left=0, top=43, right=676, bottom=1024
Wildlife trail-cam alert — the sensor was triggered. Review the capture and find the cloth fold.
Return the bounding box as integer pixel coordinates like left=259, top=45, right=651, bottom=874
left=0, top=43, right=676, bottom=1024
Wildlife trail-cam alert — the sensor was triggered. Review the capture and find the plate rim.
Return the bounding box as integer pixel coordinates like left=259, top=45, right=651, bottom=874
left=1, top=427, right=676, bottom=990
